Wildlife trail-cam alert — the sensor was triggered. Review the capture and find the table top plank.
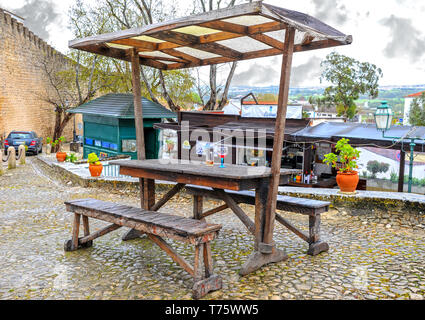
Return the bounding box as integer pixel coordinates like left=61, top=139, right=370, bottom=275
left=111, top=159, right=298, bottom=180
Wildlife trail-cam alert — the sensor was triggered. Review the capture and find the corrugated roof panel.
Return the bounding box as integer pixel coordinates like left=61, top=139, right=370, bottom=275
left=217, top=36, right=272, bottom=53
left=221, top=15, right=275, bottom=26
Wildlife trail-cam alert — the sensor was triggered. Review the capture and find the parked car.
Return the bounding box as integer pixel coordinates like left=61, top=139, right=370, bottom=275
left=4, top=131, right=43, bottom=155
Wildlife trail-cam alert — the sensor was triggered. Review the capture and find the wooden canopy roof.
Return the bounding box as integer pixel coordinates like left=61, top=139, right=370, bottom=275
left=68, top=1, right=352, bottom=70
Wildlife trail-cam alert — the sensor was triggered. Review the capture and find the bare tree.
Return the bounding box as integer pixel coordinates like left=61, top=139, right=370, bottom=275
left=195, top=0, right=239, bottom=111
left=38, top=51, right=114, bottom=151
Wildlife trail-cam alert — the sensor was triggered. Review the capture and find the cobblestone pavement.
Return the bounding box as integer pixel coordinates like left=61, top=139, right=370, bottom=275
left=0, top=159, right=425, bottom=300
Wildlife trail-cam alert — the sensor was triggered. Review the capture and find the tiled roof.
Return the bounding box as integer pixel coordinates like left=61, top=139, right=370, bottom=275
left=68, top=93, right=176, bottom=119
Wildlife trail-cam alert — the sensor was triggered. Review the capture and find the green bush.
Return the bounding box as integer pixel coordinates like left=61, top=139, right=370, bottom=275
left=390, top=171, right=398, bottom=183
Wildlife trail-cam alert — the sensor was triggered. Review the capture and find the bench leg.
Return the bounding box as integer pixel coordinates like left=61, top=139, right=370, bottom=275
left=64, top=216, right=119, bottom=251
left=307, top=214, right=329, bottom=256
left=192, top=243, right=222, bottom=299
left=64, top=213, right=81, bottom=251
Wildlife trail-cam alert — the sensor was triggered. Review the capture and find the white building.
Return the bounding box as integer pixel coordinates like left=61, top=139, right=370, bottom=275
left=403, top=90, right=425, bottom=125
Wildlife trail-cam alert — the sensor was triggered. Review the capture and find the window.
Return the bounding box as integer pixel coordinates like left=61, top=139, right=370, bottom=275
left=101, top=141, right=110, bottom=149
left=110, top=143, right=118, bottom=151
left=122, top=139, right=137, bottom=153
left=9, top=132, right=32, bottom=139
left=85, top=138, right=94, bottom=145
left=94, top=140, right=102, bottom=147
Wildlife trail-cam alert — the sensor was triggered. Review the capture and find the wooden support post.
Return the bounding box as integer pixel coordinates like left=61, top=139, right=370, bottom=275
left=130, top=48, right=146, bottom=161
left=203, top=243, right=213, bottom=278
left=398, top=150, right=405, bottom=192
left=303, top=143, right=313, bottom=176
left=123, top=49, right=148, bottom=241
left=71, top=213, right=81, bottom=250
left=82, top=216, right=90, bottom=236
left=239, top=28, right=295, bottom=276
left=262, top=27, right=295, bottom=246
left=307, top=214, right=329, bottom=256
left=254, top=181, right=268, bottom=251
left=193, top=195, right=204, bottom=220
left=143, top=178, right=156, bottom=210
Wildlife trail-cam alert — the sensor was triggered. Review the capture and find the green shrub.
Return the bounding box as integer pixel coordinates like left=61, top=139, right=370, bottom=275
left=390, top=171, right=398, bottom=183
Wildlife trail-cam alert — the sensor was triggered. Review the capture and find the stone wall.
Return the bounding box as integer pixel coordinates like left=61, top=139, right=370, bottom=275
left=0, top=8, right=81, bottom=141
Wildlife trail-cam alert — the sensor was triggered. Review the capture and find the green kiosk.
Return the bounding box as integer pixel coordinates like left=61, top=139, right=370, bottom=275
left=68, top=93, right=176, bottom=159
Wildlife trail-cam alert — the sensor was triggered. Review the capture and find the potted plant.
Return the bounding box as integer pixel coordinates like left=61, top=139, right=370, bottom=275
left=324, top=138, right=360, bottom=193
left=66, top=152, right=78, bottom=163
left=165, top=139, right=175, bottom=153
left=87, top=152, right=103, bottom=177
left=55, top=136, right=67, bottom=162
left=46, top=137, right=52, bottom=154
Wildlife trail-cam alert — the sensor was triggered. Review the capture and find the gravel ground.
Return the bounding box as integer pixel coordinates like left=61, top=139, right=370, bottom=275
left=0, top=158, right=425, bottom=300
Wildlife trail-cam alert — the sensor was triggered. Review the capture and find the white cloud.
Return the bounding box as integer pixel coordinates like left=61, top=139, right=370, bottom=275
left=2, top=0, right=424, bottom=85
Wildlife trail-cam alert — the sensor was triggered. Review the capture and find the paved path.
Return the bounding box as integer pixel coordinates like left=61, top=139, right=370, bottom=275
left=0, top=159, right=424, bottom=300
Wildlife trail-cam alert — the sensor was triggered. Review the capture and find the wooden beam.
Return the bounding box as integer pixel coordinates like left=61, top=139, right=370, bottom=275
left=147, top=234, right=194, bottom=276
left=165, top=38, right=349, bottom=70
left=200, top=204, right=229, bottom=219
left=262, top=27, right=295, bottom=245
left=248, top=33, right=284, bottom=50
left=150, top=30, right=242, bottom=60
left=110, top=38, right=158, bottom=51
left=301, top=34, right=315, bottom=45
left=200, top=21, right=248, bottom=35
left=151, top=183, right=185, bottom=211
left=130, top=48, right=146, bottom=161
left=79, top=223, right=122, bottom=244
left=161, top=48, right=201, bottom=63
left=138, top=54, right=186, bottom=63
left=275, top=213, right=309, bottom=242
left=199, top=31, right=242, bottom=43
left=139, top=56, right=168, bottom=69
left=213, top=188, right=255, bottom=235
left=248, top=21, right=286, bottom=34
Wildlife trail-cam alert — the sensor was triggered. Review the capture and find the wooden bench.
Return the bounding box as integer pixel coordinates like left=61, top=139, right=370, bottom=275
left=64, top=198, right=222, bottom=299
left=185, top=185, right=330, bottom=256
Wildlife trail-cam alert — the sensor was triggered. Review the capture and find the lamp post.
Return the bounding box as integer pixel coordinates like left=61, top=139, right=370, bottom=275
left=374, top=101, right=417, bottom=193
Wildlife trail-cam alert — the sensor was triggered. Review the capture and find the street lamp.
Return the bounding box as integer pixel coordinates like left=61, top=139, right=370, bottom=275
left=374, top=101, right=417, bottom=193
left=374, top=101, right=393, bottom=132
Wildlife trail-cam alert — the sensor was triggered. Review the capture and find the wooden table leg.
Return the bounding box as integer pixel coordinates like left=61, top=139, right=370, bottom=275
left=239, top=181, right=287, bottom=276
left=193, top=195, right=203, bottom=220
left=122, top=178, right=155, bottom=241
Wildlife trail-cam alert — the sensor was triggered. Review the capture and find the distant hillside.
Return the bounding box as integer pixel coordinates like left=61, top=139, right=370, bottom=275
left=227, top=84, right=425, bottom=116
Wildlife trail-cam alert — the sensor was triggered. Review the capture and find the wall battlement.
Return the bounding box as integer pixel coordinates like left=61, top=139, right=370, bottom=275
left=0, top=8, right=74, bottom=141
left=0, top=8, right=66, bottom=61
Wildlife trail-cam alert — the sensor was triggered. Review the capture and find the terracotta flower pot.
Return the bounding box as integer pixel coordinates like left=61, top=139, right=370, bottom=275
left=56, top=152, right=67, bottom=162
left=89, top=163, right=103, bottom=177
left=167, top=143, right=174, bottom=153
left=336, top=171, right=359, bottom=193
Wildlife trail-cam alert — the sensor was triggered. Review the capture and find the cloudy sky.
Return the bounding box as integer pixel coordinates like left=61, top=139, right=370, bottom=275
left=1, top=0, right=425, bottom=87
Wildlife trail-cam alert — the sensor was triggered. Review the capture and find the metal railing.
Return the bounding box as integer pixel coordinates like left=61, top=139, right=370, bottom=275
left=101, top=163, right=128, bottom=178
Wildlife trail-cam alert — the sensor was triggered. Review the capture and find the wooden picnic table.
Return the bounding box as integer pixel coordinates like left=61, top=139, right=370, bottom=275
left=111, top=158, right=299, bottom=275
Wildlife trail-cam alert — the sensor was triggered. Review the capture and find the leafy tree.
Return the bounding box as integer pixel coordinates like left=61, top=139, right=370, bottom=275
left=320, top=52, right=383, bottom=119
left=408, top=93, right=425, bottom=126
left=308, top=95, right=333, bottom=112
left=366, top=160, right=390, bottom=178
